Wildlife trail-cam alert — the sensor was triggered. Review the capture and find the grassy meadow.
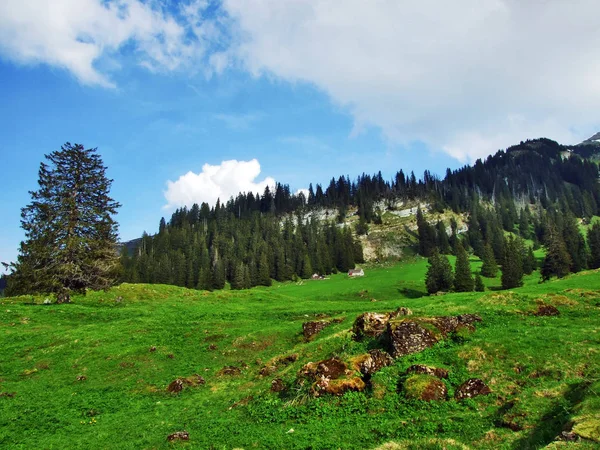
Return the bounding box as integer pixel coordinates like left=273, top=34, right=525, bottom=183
left=1, top=257, right=599, bottom=449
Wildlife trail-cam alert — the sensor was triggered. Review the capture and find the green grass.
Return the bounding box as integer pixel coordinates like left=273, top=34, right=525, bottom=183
left=1, top=259, right=599, bottom=449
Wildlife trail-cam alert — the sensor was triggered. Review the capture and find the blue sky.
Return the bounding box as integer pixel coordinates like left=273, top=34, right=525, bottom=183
left=1, top=0, right=599, bottom=273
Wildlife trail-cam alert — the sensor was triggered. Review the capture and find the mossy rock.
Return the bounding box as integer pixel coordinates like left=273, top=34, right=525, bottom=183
left=403, top=374, right=447, bottom=401
left=386, top=319, right=439, bottom=357
left=573, top=415, right=600, bottom=442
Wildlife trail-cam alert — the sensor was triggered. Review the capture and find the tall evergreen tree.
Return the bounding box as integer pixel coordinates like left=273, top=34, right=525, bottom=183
left=474, top=274, right=485, bottom=292
left=562, top=214, right=587, bottom=272
left=541, top=225, right=572, bottom=281
left=480, top=243, right=499, bottom=278
left=522, top=245, right=537, bottom=275
left=6, top=143, right=120, bottom=301
left=501, top=236, right=524, bottom=289
left=425, top=250, right=454, bottom=294
left=416, top=206, right=436, bottom=257
left=588, top=222, right=600, bottom=269
left=453, top=242, right=474, bottom=292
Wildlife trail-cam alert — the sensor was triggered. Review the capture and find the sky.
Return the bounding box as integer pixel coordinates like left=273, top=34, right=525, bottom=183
left=1, top=0, right=600, bottom=273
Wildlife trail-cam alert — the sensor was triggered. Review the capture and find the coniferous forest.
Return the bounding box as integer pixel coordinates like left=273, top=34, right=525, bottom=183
left=118, top=138, right=600, bottom=292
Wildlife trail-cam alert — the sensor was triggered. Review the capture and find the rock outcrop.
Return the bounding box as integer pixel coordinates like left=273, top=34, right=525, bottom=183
left=403, top=374, right=448, bottom=401
left=353, top=349, right=394, bottom=377
left=352, top=307, right=413, bottom=340
left=299, top=357, right=365, bottom=396
left=454, top=378, right=491, bottom=400
left=386, top=319, right=439, bottom=357
left=406, top=364, right=449, bottom=379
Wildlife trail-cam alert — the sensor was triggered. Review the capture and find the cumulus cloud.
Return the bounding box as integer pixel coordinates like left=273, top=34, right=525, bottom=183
left=0, top=0, right=219, bottom=87
left=164, top=159, right=276, bottom=209
left=220, top=0, right=600, bottom=161
left=3, top=1, right=599, bottom=160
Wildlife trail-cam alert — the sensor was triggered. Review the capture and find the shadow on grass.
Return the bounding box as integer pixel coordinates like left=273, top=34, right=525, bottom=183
left=509, top=381, right=591, bottom=449
left=397, top=287, right=427, bottom=299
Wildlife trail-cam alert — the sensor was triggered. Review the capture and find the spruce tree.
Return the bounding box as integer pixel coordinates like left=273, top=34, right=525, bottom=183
left=501, top=236, right=523, bottom=289
left=588, top=222, right=600, bottom=269
left=480, top=243, right=499, bottom=278
left=474, top=274, right=485, bottom=292
left=416, top=206, right=436, bottom=257
left=522, top=245, right=537, bottom=275
left=562, top=214, right=587, bottom=273
left=425, top=250, right=454, bottom=294
left=453, top=242, right=474, bottom=292
left=7, top=143, right=120, bottom=301
left=541, top=225, right=572, bottom=281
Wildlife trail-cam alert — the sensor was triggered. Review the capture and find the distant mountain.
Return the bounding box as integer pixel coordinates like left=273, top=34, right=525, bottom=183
left=579, top=132, right=600, bottom=145
left=572, top=132, right=600, bottom=160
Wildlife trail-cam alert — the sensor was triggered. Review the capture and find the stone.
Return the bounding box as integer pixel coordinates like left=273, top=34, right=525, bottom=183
left=149, top=346, right=157, bottom=352
left=406, top=364, right=449, bottom=379
left=315, top=358, right=347, bottom=379
left=167, top=431, right=189, bottom=442
left=354, top=349, right=394, bottom=376
left=271, top=378, right=285, bottom=392
left=352, top=312, right=390, bottom=340
left=352, top=308, right=413, bottom=340
left=454, top=378, right=491, bottom=400
left=534, top=304, right=560, bottom=316
left=167, top=378, right=184, bottom=393
left=312, top=377, right=365, bottom=397
left=386, top=320, right=439, bottom=357
left=403, top=374, right=448, bottom=401
left=302, top=320, right=330, bottom=341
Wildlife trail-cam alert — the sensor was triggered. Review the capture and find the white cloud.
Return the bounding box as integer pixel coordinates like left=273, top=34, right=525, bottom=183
left=0, top=0, right=217, bottom=87
left=220, top=0, right=600, bottom=161
left=164, top=159, right=276, bottom=209
left=3, top=1, right=599, bottom=160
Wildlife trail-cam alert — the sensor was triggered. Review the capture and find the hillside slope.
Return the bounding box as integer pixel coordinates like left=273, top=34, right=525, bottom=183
left=1, top=260, right=599, bottom=449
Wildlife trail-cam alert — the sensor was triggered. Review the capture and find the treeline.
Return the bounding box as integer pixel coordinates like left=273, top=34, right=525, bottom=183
left=120, top=208, right=363, bottom=290
left=174, top=138, right=600, bottom=225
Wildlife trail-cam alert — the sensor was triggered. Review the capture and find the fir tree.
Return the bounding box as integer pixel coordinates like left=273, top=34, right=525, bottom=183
left=480, top=243, right=498, bottom=278
left=588, top=222, right=600, bottom=269
left=425, top=250, right=454, bottom=294
left=6, top=143, right=120, bottom=301
left=416, top=206, right=436, bottom=257
left=562, top=214, right=587, bottom=272
left=453, top=242, right=474, bottom=292
left=522, top=245, right=536, bottom=275
left=474, top=274, right=485, bottom=292
left=541, top=225, right=572, bottom=281
left=501, top=236, right=523, bottom=289
left=436, top=221, right=451, bottom=254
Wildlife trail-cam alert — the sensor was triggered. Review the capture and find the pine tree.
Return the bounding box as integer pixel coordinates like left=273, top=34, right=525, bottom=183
left=453, top=242, right=474, bottom=292
left=474, top=274, right=485, bottom=292
left=562, top=214, right=587, bottom=273
left=416, top=206, right=436, bottom=257
left=541, top=225, right=572, bottom=281
left=588, top=222, right=600, bottom=269
left=480, top=243, right=499, bottom=278
left=501, top=236, right=523, bottom=289
left=425, top=250, right=454, bottom=294
left=436, top=221, right=451, bottom=254
left=7, top=143, right=120, bottom=301
left=522, top=245, right=536, bottom=275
